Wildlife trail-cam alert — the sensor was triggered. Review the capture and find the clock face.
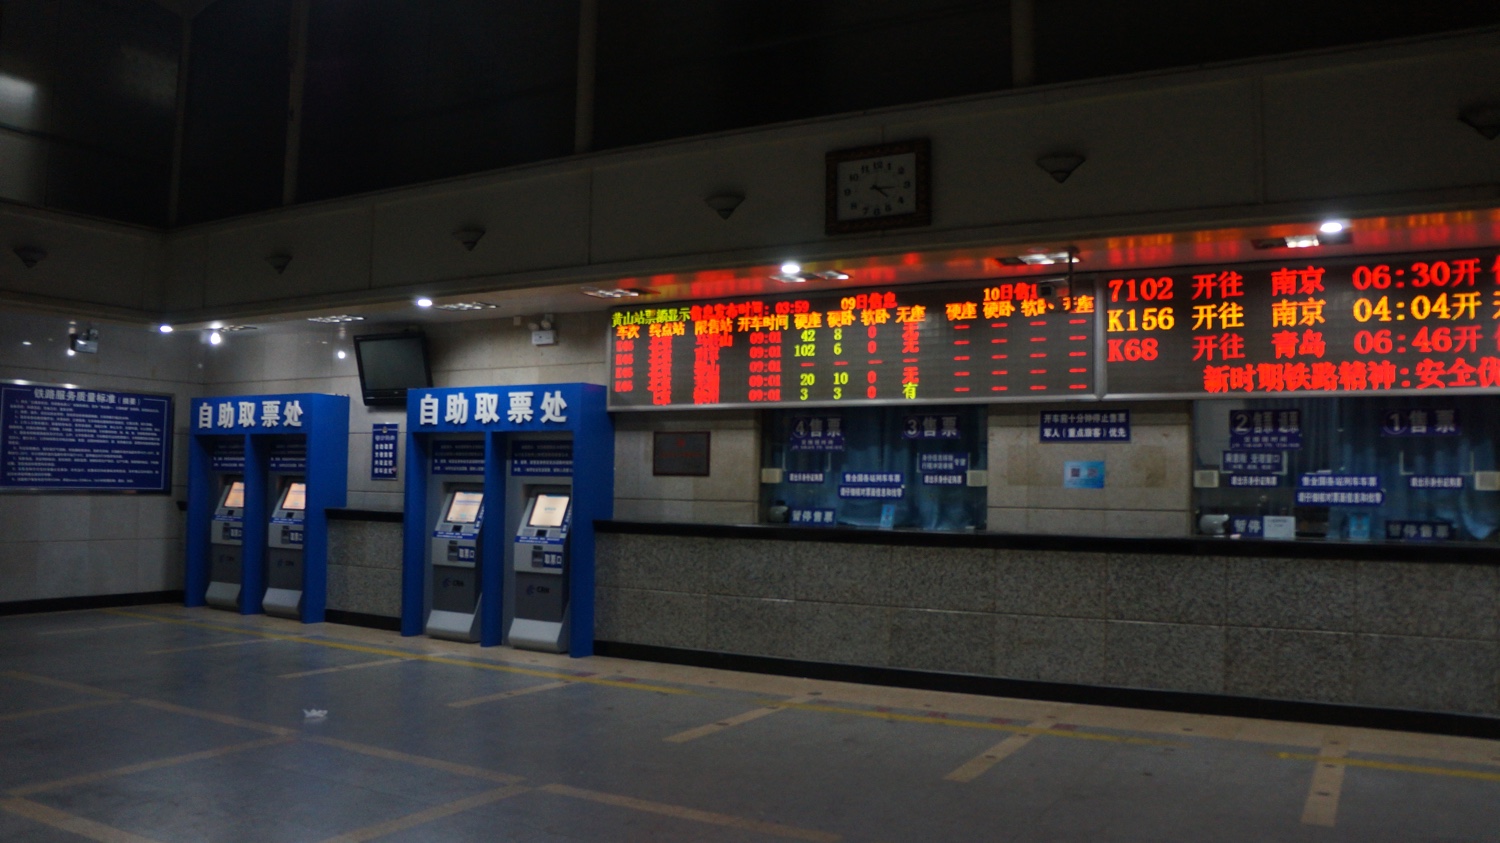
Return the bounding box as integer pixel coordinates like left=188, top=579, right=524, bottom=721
left=836, top=152, right=918, bottom=221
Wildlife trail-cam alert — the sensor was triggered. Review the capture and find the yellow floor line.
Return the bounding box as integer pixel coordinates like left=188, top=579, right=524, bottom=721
left=542, top=783, right=841, bottom=843
left=665, top=695, right=814, bottom=743
left=1, top=670, right=131, bottom=700
left=303, top=736, right=524, bottom=785
left=447, top=680, right=572, bottom=708
left=132, top=698, right=296, bottom=737
left=780, top=702, right=1174, bottom=746
left=1299, top=735, right=1348, bottom=827
left=35, top=622, right=157, bottom=637
left=0, top=699, right=121, bottom=724
left=944, top=716, right=1058, bottom=782
left=147, top=638, right=278, bottom=655
left=279, top=658, right=410, bottom=679
left=1277, top=751, right=1500, bottom=784
left=315, top=784, right=530, bottom=843
left=0, top=797, right=166, bottom=843
left=102, top=609, right=691, bottom=696
left=8, top=736, right=294, bottom=797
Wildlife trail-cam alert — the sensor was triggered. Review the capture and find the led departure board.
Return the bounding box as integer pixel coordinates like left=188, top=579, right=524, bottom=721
left=609, top=280, right=1095, bottom=409
left=1103, top=250, right=1500, bottom=398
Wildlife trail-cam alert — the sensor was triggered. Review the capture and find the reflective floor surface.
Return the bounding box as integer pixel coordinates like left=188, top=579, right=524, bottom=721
left=2, top=605, right=1498, bottom=842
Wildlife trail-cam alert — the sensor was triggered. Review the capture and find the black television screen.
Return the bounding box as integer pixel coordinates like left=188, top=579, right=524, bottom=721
left=353, top=332, right=432, bottom=406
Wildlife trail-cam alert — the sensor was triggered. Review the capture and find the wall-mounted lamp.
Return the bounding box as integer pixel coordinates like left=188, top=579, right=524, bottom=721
left=1458, top=103, right=1500, bottom=140
left=1036, top=153, right=1086, bottom=183
left=453, top=227, right=486, bottom=251
left=266, top=254, right=292, bottom=274
left=528, top=313, right=557, bottom=346
left=704, top=193, right=745, bottom=220
left=13, top=245, right=46, bottom=268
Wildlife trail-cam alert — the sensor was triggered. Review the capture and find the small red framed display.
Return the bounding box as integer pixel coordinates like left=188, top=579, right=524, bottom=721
left=653, top=431, right=711, bottom=476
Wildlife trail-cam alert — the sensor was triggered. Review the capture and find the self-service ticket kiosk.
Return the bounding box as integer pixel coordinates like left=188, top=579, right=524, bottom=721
left=206, top=478, right=245, bottom=609
left=508, top=487, right=572, bottom=653
left=425, top=485, right=485, bottom=641
left=262, top=478, right=307, bottom=618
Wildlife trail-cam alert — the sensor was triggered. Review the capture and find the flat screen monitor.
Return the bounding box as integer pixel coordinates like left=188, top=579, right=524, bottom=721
left=528, top=494, right=570, bottom=528
left=353, top=332, right=432, bottom=407
left=445, top=491, right=483, bottom=524
left=222, top=481, right=244, bottom=509
left=280, top=482, right=307, bottom=511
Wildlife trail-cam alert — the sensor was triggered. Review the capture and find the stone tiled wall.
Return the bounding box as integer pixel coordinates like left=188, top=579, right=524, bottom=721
left=326, top=520, right=404, bottom=619
left=594, top=533, right=1500, bottom=716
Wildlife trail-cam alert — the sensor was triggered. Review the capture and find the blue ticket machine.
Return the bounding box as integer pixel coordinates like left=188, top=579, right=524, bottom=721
left=426, top=482, right=485, bottom=641
left=508, top=485, right=572, bottom=652
left=205, top=476, right=245, bottom=609
left=263, top=477, right=307, bottom=618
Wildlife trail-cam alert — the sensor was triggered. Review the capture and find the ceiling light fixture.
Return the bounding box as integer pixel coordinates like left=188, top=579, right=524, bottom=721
left=996, top=250, right=1080, bottom=267
left=432, top=301, right=500, bottom=311
left=780, top=261, right=801, bottom=275
left=13, top=245, right=46, bottom=268
left=1458, top=102, right=1500, bottom=140
left=582, top=287, right=646, bottom=299
left=1035, top=153, right=1086, bottom=183
left=306, top=314, right=366, bottom=324
left=266, top=254, right=292, bottom=274
left=209, top=331, right=223, bottom=346
left=1318, top=220, right=1346, bottom=234
left=452, top=227, right=486, bottom=251
left=770, top=269, right=852, bottom=283
left=704, top=192, right=745, bottom=220
left=336, top=350, right=347, bottom=360
left=158, top=324, right=174, bottom=334
left=415, top=297, right=433, bottom=308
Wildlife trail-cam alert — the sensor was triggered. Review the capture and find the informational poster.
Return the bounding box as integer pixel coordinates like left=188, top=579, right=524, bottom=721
left=1041, top=410, right=1130, bottom=442
left=1063, top=461, right=1106, bottom=488
left=431, top=440, right=485, bottom=475
left=0, top=384, right=173, bottom=492
left=371, top=424, right=399, bottom=481
left=511, top=440, right=573, bottom=477
left=269, top=439, right=306, bottom=472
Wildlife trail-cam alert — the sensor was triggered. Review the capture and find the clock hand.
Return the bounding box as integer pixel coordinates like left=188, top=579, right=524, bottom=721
left=870, top=184, right=890, bottom=196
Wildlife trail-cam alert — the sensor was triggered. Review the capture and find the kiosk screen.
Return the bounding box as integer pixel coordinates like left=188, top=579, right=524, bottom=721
left=528, top=494, right=570, bottom=528
left=281, top=482, right=307, bottom=511
left=446, top=491, right=483, bottom=524
left=222, top=481, right=245, bottom=509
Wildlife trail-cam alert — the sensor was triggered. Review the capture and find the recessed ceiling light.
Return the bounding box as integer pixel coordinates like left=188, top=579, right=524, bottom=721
left=1319, top=220, right=1346, bottom=234
left=21, top=340, right=30, bottom=346
left=996, top=251, right=1080, bottom=267
left=306, top=314, right=366, bottom=323
left=432, top=301, right=500, bottom=311
left=415, top=297, right=434, bottom=308
left=780, top=261, right=801, bottom=275
left=1285, top=234, right=1320, bottom=248
left=336, top=350, right=347, bottom=360
left=582, top=287, right=646, bottom=299
left=157, top=324, right=173, bottom=333
left=218, top=324, right=257, bottom=332
left=209, top=331, right=223, bottom=346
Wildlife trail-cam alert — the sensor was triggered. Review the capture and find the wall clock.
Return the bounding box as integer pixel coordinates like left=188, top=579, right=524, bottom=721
left=825, top=139, right=931, bottom=235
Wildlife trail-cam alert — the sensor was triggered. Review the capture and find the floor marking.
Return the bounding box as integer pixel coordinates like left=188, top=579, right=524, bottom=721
left=303, top=736, right=524, bottom=785
left=102, top=609, right=692, bottom=696
left=1, top=670, right=130, bottom=700
left=1299, top=735, right=1348, bottom=827
left=780, top=702, right=1173, bottom=746
left=542, top=783, right=841, bottom=843
left=665, top=695, right=814, bottom=743
left=35, top=622, right=157, bottom=636
left=8, top=736, right=294, bottom=797
left=315, top=784, right=530, bottom=843
left=1277, top=751, right=1500, bottom=784
left=0, top=797, right=166, bottom=843
left=147, top=637, right=278, bottom=655
left=280, top=658, right=409, bottom=679
left=0, top=699, right=121, bottom=724
left=132, top=699, right=296, bottom=736
left=944, top=716, right=1058, bottom=782
left=447, top=680, right=571, bottom=708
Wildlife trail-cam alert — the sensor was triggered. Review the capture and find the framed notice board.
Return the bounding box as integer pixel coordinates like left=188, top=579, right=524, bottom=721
left=653, top=431, right=710, bottom=476
left=1, top=381, right=173, bottom=493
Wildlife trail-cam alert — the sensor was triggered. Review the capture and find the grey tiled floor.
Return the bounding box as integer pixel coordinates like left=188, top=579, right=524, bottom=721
left=2, top=605, right=1498, bottom=842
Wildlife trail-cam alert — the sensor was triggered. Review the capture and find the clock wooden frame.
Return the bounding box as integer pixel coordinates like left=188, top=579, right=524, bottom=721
left=824, top=138, right=931, bottom=235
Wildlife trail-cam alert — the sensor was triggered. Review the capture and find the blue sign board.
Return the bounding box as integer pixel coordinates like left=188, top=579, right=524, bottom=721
left=372, top=424, right=399, bottom=481
left=786, top=471, right=825, bottom=483
left=511, top=440, right=574, bottom=477
left=1222, top=450, right=1282, bottom=473
left=1296, top=473, right=1383, bottom=506
left=1408, top=475, right=1464, bottom=490
left=903, top=414, right=961, bottom=439
left=1040, top=411, right=1130, bottom=442
left=431, top=440, right=485, bottom=475
left=1227, top=474, right=1279, bottom=488
left=211, top=439, right=245, bottom=472
left=838, top=471, right=904, bottom=499
left=193, top=394, right=313, bottom=433
left=789, top=416, right=845, bottom=451
left=1063, top=460, right=1106, bottom=489
left=1382, top=408, right=1459, bottom=436
left=1229, top=409, right=1301, bottom=450
left=1, top=384, right=173, bottom=492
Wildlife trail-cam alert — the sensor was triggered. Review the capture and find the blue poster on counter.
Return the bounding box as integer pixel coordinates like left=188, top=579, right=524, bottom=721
left=431, top=440, right=485, bottom=475
left=903, top=414, right=961, bottom=439
left=210, top=439, right=245, bottom=472
left=1381, top=408, right=1459, bottom=436
left=371, top=424, right=399, bottom=481
left=789, top=416, right=845, bottom=451
left=511, top=440, right=573, bottom=476
left=1063, top=460, right=1106, bottom=488
left=269, top=440, right=306, bottom=473
left=1221, top=450, right=1282, bottom=473
left=0, top=384, right=173, bottom=492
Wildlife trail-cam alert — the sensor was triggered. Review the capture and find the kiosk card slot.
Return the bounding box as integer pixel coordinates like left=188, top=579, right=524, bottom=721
left=206, top=478, right=245, bottom=610
left=263, top=479, right=307, bottom=618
